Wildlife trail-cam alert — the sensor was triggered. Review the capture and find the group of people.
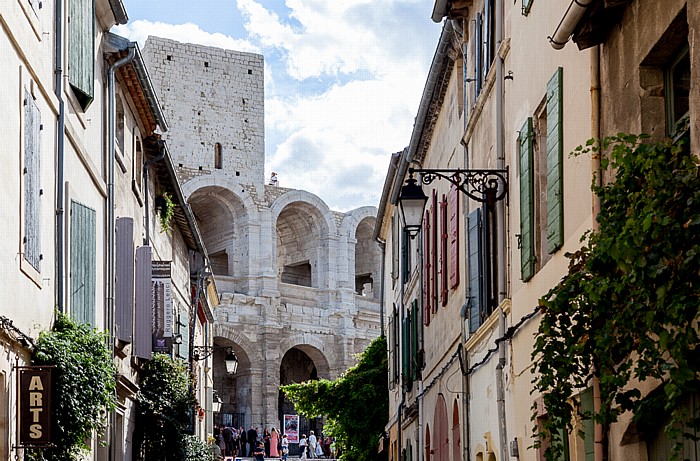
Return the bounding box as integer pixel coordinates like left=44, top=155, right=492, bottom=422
left=212, top=425, right=290, bottom=460
left=297, top=431, right=335, bottom=459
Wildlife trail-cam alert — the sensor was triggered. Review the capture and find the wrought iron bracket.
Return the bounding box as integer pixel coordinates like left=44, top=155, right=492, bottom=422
left=408, top=167, right=509, bottom=208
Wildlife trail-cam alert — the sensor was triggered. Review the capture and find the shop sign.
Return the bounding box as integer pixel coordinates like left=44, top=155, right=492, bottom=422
left=18, top=366, right=52, bottom=447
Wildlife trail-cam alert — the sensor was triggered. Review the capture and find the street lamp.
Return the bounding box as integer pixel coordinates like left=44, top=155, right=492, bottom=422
left=212, top=391, right=223, bottom=413
left=192, top=346, right=239, bottom=375
left=398, top=173, right=429, bottom=239
left=397, top=167, right=509, bottom=236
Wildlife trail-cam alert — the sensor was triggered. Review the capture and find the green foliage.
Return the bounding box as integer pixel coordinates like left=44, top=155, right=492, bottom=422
left=136, top=353, right=205, bottom=461
left=281, top=336, right=389, bottom=461
left=531, top=134, right=700, bottom=460
left=184, top=434, right=213, bottom=461
left=157, top=192, right=176, bottom=233
left=30, top=311, right=117, bottom=461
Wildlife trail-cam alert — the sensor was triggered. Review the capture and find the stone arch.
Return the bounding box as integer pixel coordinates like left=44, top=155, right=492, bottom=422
left=278, top=334, right=334, bottom=378
left=341, top=207, right=380, bottom=298
left=339, top=206, right=377, bottom=237
left=213, top=322, right=263, bottom=364
left=271, top=191, right=337, bottom=289
left=181, top=175, right=259, bottom=220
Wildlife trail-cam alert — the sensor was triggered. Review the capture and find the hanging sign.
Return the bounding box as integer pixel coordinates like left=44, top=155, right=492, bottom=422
left=152, top=261, right=173, bottom=353
left=18, top=366, right=53, bottom=447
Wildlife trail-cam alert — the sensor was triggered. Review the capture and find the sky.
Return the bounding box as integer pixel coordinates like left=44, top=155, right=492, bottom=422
left=115, top=0, right=442, bottom=212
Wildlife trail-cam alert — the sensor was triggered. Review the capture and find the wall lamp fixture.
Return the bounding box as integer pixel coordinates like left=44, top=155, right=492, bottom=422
left=398, top=167, right=508, bottom=238
left=192, top=346, right=239, bottom=375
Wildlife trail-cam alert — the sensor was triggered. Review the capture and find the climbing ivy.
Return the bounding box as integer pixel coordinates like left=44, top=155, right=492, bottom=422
left=281, top=336, right=389, bottom=461
left=531, top=134, right=700, bottom=460
left=30, top=312, right=117, bottom=461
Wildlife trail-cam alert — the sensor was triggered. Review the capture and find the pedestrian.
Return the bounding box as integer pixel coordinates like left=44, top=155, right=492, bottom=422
left=281, top=433, right=289, bottom=461
left=315, top=436, right=323, bottom=459
left=264, top=428, right=271, bottom=457
left=223, top=425, right=234, bottom=456
left=269, top=172, right=278, bottom=186
left=239, top=426, right=247, bottom=456
left=299, top=434, right=308, bottom=459
left=308, top=431, right=317, bottom=459
left=253, top=439, right=266, bottom=461
left=247, top=426, right=258, bottom=457
left=270, top=427, right=280, bottom=458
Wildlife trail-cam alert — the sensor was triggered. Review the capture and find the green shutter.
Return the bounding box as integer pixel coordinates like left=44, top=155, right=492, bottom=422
left=580, top=388, right=595, bottom=461
left=467, top=209, right=483, bottom=333
left=401, top=316, right=410, bottom=386
left=71, top=200, right=96, bottom=326
left=68, top=0, right=95, bottom=109
left=547, top=67, right=564, bottom=254
left=410, top=301, right=419, bottom=381
left=520, top=117, right=535, bottom=281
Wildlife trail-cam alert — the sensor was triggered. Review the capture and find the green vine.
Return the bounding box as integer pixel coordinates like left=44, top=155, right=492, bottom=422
left=156, top=192, right=176, bottom=233
left=531, top=134, right=700, bottom=460
left=30, top=312, right=117, bottom=461
left=135, top=353, right=209, bottom=461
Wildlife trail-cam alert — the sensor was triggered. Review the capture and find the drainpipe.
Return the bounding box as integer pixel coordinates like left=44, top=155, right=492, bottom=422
left=55, top=0, right=65, bottom=312
left=549, top=0, right=594, bottom=50
left=106, top=45, right=135, bottom=461
left=143, top=140, right=167, bottom=245
left=494, top=0, right=509, bottom=460
left=590, top=45, right=604, bottom=461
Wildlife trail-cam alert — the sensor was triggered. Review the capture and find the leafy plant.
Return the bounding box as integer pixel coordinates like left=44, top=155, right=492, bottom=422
left=156, top=192, right=176, bottom=233
left=281, top=336, right=388, bottom=461
left=30, top=312, right=116, bottom=461
left=135, top=353, right=208, bottom=461
left=531, top=134, right=700, bottom=460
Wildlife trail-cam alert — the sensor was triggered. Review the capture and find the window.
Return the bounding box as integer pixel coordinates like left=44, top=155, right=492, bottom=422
left=580, top=388, right=595, bottom=461
left=115, top=96, right=125, bottom=154
left=133, top=135, right=143, bottom=193
left=467, top=208, right=486, bottom=333
left=68, top=0, right=94, bottom=109
left=392, top=216, right=399, bottom=288
left=535, top=397, right=570, bottom=461
left=520, top=67, right=564, bottom=282
left=23, top=89, right=42, bottom=272
left=70, top=200, right=96, bottom=326
left=473, top=0, right=496, bottom=100
left=665, top=44, right=690, bottom=138
left=389, top=305, right=400, bottom=387
left=214, top=142, right=223, bottom=169
left=401, top=228, right=411, bottom=284
left=523, top=0, right=534, bottom=16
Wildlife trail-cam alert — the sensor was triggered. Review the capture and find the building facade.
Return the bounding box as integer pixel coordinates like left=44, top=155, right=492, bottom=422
left=143, top=37, right=383, bottom=438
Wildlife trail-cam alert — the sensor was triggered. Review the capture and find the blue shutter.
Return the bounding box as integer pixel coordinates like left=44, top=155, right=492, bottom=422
left=546, top=67, right=564, bottom=254
left=179, top=303, right=190, bottom=360
left=520, top=117, right=536, bottom=282
left=68, top=0, right=95, bottom=109
left=23, top=90, right=41, bottom=271
left=134, top=246, right=153, bottom=359
left=467, top=209, right=483, bottom=333
left=115, top=217, right=134, bottom=342
left=70, top=201, right=96, bottom=326
left=474, top=13, right=483, bottom=98
left=483, top=0, right=491, bottom=79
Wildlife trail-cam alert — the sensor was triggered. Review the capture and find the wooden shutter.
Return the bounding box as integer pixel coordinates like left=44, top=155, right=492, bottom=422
left=547, top=67, right=564, bottom=254
left=23, top=90, right=41, bottom=271
left=440, top=195, right=448, bottom=306
left=391, top=217, right=399, bottom=287
left=423, top=211, right=431, bottom=326
left=178, top=303, right=190, bottom=360
left=449, top=184, right=460, bottom=289
left=401, top=229, right=410, bottom=284
left=68, top=0, right=95, bottom=109
left=134, top=246, right=153, bottom=359
left=401, top=316, right=410, bottom=385
left=115, top=217, right=134, bottom=343
left=431, top=192, right=438, bottom=313
left=467, top=209, right=483, bottom=333
left=474, top=13, right=483, bottom=98
left=70, top=200, right=96, bottom=326
left=580, top=388, right=595, bottom=461
left=388, top=308, right=395, bottom=386
left=520, top=117, right=536, bottom=282
left=410, top=300, right=419, bottom=381
left=483, top=0, right=491, bottom=78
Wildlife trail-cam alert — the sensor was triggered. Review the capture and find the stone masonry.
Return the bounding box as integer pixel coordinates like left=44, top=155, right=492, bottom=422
left=143, top=37, right=382, bottom=432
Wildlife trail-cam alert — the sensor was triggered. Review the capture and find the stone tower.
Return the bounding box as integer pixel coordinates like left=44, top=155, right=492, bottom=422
left=143, top=37, right=381, bottom=436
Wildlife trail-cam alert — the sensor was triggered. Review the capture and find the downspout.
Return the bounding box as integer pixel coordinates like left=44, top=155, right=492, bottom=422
left=549, top=0, right=594, bottom=50
left=494, top=0, right=509, bottom=460
left=107, top=45, right=135, bottom=461
left=143, top=140, right=167, bottom=245
left=590, top=45, right=605, bottom=461
left=55, top=0, right=65, bottom=312
left=417, top=234, right=424, bottom=461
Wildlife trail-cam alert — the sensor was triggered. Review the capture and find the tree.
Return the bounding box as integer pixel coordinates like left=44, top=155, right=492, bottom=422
left=531, top=134, right=700, bottom=460
left=281, top=336, right=389, bottom=461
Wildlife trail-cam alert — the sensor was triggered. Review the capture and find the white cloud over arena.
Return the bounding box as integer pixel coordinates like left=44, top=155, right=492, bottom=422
left=116, top=0, right=441, bottom=211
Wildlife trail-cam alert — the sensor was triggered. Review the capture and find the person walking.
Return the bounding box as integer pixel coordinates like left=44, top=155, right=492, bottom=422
left=299, top=434, right=308, bottom=459
left=270, top=427, right=280, bottom=458
left=247, top=426, right=258, bottom=457
left=281, top=433, right=289, bottom=461
left=314, top=437, right=323, bottom=459
left=239, top=426, right=247, bottom=456
left=223, top=425, right=234, bottom=457
left=307, top=431, right=317, bottom=459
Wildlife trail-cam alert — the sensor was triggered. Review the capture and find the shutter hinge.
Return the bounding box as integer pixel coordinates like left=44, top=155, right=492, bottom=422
left=515, top=233, right=522, bottom=249
left=39, top=189, right=43, bottom=196
left=23, top=99, right=28, bottom=106
left=39, top=124, right=43, bottom=131
left=39, top=254, right=43, bottom=260
left=23, top=167, right=27, bottom=174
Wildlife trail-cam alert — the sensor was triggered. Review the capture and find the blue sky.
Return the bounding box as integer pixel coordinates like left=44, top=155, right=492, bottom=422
left=116, top=0, right=442, bottom=211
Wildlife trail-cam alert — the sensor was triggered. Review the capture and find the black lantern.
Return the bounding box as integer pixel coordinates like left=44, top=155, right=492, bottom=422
left=398, top=174, right=428, bottom=239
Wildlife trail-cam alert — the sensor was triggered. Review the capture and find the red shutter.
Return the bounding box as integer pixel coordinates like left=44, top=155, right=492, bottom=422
left=423, top=210, right=431, bottom=325
left=441, top=195, right=448, bottom=306
left=432, top=191, right=438, bottom=313
left=449, top=184, right=460, bottom=289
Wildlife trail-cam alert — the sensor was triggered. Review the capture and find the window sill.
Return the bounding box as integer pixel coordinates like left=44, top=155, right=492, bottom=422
left=465, top=298, right=511, bottom=351
left=20, top=257, right=42, bottom=289
left=18, top=0, right=43, bottom=42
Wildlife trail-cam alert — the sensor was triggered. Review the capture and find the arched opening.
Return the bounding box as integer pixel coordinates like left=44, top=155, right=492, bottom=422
left=278, top=345, right=330, bottom=456
left=452, top=399, right=461, bottom=461
left=425, top=424, right=431, bottom=461
left=276, top=202, right=328, bottom=289
left=434, top=394, right=449, bottom=461
left=354, top=217, right=380, bottom=298
left=214, top=142, right=223, bottom=169
left=212, top=338, right=252, bottom=430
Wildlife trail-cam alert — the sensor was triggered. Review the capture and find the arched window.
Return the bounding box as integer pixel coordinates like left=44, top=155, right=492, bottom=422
left=452, top=400, right=461, bottom=461
left=214, top=142, right=223, bottom=169
left=425, top=424, right=431, bottom=461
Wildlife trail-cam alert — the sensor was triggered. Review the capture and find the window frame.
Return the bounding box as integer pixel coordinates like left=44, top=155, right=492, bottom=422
left=664, top=44, right=690, bottom=138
